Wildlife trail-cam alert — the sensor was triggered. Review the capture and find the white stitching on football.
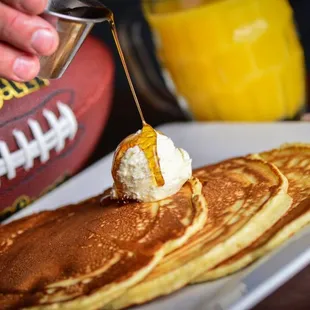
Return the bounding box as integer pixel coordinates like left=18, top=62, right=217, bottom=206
left=0, top=101, right=78, bottom=181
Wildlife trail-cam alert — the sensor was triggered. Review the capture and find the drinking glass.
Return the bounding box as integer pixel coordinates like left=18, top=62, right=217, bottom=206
left=120, top=0, right=306, bottom=121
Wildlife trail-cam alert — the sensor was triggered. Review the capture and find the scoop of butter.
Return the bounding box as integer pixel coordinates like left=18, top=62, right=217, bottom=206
left=111, top=129, right=192, bottom=202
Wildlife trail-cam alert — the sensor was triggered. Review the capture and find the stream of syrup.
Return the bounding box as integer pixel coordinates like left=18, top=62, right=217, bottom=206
left=103, top=8, right=165, bottom=194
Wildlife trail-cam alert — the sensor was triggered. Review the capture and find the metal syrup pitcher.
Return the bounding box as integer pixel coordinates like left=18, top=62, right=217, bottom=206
left=40, top=0, right=112, bottom=79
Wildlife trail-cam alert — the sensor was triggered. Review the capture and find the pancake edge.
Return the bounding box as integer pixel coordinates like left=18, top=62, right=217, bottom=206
left=21, top=178, right=206, bottom=310
left=105, top=157, right=292, bottom=310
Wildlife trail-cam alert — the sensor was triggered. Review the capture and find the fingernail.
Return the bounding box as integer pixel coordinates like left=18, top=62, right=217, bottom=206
left=31, top=29, right=56, bottom=55
left=13, top=56, right=36, bottom=81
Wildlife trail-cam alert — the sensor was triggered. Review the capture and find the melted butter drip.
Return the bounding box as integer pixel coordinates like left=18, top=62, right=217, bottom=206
left=112, top=124, right=165, bottom=198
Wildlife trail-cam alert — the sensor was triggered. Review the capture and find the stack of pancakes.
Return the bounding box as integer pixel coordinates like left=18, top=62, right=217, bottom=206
left=1, top=143, right=309, bottom=310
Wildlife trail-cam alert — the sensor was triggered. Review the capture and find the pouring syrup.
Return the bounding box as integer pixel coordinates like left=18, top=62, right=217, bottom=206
left=102, top=8, right=165, bottom=193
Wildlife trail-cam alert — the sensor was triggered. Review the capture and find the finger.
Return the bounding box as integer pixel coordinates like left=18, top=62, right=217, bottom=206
left=0, top=42, right=40, bottom=82
left=1, top=0, right=48, bottom=15
left=41, top=13, right=58, bottom=28
left=0, top=2, right=59, bottom=56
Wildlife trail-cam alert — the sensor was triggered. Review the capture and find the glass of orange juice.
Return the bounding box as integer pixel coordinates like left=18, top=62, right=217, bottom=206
left=122, top=0, right=306, bottom=121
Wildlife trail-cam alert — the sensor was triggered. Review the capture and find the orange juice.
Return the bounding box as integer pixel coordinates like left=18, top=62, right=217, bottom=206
left=143, top=0, right=306, bottom=121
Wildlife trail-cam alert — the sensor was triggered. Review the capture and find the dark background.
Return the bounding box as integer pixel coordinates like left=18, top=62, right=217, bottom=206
left=87, top=0, right=310, bottom=163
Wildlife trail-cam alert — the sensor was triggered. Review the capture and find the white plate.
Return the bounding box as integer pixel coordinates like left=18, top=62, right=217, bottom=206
left=5, top=122, right=310, bottom=310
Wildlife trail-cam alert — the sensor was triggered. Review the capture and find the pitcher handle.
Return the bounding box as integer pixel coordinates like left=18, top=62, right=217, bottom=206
left=117, top=14, right=190, bottom=119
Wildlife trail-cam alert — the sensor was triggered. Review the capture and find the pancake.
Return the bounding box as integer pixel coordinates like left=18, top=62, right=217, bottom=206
left=0, top=178, right=206, bottom=310
left=106, top=156, right=291, bottom=309
left=194, top=144, right=310, bottom=282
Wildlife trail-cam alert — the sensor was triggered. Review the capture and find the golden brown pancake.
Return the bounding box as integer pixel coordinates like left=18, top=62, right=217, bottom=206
left=107, top=156, right=291, bottom=309
left=194, top=144, right=310, bottom=282
left=0, top=178, right=206, bottom=310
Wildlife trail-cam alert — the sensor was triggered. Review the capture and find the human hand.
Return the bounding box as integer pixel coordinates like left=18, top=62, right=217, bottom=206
left=0, top=0, right=59, bottom=81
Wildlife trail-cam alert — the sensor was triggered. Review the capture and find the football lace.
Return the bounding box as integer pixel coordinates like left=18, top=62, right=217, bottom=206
left=0, top=102, right=78, bottom=181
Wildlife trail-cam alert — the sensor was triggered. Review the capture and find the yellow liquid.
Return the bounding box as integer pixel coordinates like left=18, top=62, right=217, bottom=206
left=144, top=0, right=305, bottom=121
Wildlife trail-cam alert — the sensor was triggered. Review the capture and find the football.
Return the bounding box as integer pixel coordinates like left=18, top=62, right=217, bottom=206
left=0, top=36, right=115, bottom=220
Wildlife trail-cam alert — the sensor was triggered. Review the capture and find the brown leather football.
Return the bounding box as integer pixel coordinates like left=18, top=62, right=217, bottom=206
left=0, top=35, right=115, bottom=220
